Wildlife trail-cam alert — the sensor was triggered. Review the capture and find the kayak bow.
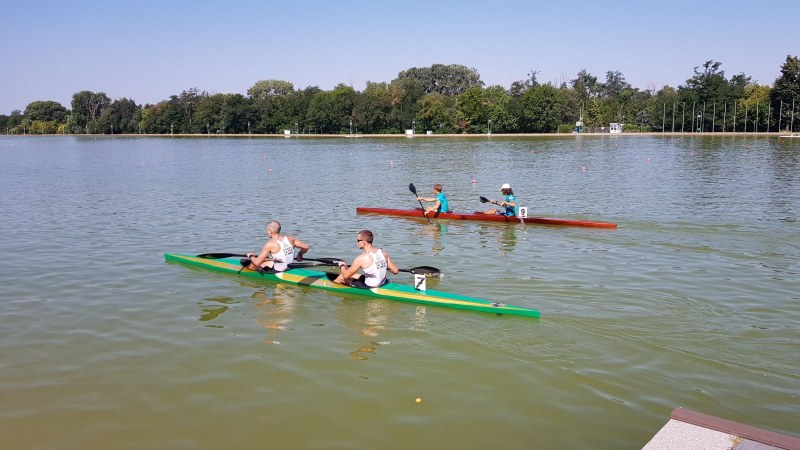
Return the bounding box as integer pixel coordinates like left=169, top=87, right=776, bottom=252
left=164, top=253, right=540, bottom=318
left=356, top=207, right=617, bottom=228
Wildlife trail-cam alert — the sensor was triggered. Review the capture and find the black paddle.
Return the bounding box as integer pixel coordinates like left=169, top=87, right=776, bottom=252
left=198, top=253, right=249, bottom=259
left=197, top=254, right=442, bottom=278
left=197, top=252, right=326, bottom=268
left=399, top=266, right=441, bottom=278
left=300, top=257, right=346, bottom=266
left=409, top=183, right=432, bottom=223
left=307, top=257, right=442, bottom=278
left=198, top=253, right=337, bottom=264
left=479, top=196, right=524, bottom=224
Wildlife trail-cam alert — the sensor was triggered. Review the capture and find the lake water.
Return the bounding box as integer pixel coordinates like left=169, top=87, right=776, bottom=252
left=1, top=135, right=798, bottom=449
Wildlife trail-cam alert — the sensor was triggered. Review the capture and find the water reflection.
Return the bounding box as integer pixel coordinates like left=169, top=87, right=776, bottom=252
left=414, top=222, right=448, bottom=255
left=197, top=296, right=239, bottom=327
left=253, top=284, right=297, bottom=344
left=477, top=223, right=519, bottom=253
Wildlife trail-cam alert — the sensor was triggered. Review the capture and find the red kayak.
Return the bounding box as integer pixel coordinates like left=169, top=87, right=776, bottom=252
left=356, top=207, right=617, bottom=229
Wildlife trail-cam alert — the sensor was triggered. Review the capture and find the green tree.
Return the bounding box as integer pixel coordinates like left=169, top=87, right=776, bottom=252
left=24, top=101, right=68, bottom=124
left=770, top=55, right=800, bottom=131
left=509, top=70, right=539, bottom=97
left=516, top=84, right=566, bottom=133
left=388, top=78, right=424, bottom=131
left=176, top=88, right=206, bottom=133
left=70, top=91, right=111, bottom=133
left=739, top=84, right=771, bottom=131
left=306, top=84, right=356, bottom=133
left=601, top=71, right=630, bottom=98
left=220, top=94, right=252, bottom=133
left=353, top=81, right=393, bottom=133
left=253, top=94, right=289, bottom=133
left=484, top=85, right=515, bottom=133
left=99, top=98, right=140, bottom=133
left=139, top=98, right=184, bottom=134
left=5, top=110, right=24, bottom=134
left=651, top=86, right=680, bottom=132
left=454, top=86, right=488, bottom=133
left=288, top=86, right=321, bottom=133
left=571, top=69, right=601, bottom=105
left=677, top=61, right=753, bottom=132
left=416, top=93, right=455, bottom=133
left=247, top=79, right=295, bottom=99
left=680, top=61, right=730, bottom=105
left=395, top=64, right=483, bottom=96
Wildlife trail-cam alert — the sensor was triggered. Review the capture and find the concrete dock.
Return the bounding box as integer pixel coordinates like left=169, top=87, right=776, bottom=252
left=643, top=407, right=800, bottom=450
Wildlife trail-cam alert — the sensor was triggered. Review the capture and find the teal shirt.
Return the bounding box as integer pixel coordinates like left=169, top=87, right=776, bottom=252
left=436, top=192, right=449, bottom=212
left=503, top=194, right=517, bottom=216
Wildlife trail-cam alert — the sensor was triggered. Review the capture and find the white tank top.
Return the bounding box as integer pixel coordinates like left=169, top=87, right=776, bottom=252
left=362, top=249, right=388, bottom=287
left=272, top=236, right=295, bottom=271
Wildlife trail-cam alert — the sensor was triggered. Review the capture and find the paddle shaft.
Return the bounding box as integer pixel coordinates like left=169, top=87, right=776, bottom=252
left=479, top=196, right=523, bottom=224
left=409, top=183, right=432, bottom=223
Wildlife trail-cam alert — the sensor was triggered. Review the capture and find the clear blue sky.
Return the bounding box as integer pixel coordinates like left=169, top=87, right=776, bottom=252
left=1, top=0, right=797, bottom=114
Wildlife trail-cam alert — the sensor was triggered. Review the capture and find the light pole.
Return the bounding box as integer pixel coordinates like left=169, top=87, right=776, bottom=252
left=111, top=124, right=114, bottom=135
left=349, top=120, right=352, bottom=135
left=412, top=119, right=415, bottom=134
left=488, top=119, right=492, bottom=135
left=248, top=121, right=251, bottom=134
left=697, top=113, right=702, bottom=132
left=171, top=123, right=174, bottom=135
left=206, top=123, right=209, bottom=135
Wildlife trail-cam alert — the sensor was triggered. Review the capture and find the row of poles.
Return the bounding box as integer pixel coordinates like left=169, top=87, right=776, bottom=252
left=660, top=99, right=796, bottom=133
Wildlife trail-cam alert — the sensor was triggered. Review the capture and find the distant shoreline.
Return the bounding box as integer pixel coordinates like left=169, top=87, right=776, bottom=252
left=5, top=132, right=795, bottom=138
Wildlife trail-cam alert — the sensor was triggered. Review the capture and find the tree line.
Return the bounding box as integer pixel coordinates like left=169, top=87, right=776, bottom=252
left=2, top=57, right=799, bottom=136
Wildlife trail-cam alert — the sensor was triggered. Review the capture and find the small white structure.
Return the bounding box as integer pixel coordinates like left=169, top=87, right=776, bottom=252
left=609, top=123, right=622, bottom=134
left=284, top=129, right=291, bottom=136
left=405, top=129, right=414, bottom=137
left=426, top=130, right=432, bottom=135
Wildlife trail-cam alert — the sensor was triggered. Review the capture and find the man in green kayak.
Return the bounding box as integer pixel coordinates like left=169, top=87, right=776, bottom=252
left=334, top=230, right=399, bottom=288
left=245, top=220, right=309, bottom=272
left=416, top=183, right=450, bottom=216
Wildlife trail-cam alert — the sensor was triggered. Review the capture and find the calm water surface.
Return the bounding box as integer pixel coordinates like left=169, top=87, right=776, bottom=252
left=0, top=135, right=798, bottom=449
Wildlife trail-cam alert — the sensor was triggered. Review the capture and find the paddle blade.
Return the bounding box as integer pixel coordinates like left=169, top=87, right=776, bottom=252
left=406, top=266, right=442, bottom=278
left=197, top=253, right=248, bottom=259
left=479, top=196, right=490, bottom=203
left=409, top=183, right=418, bottom=195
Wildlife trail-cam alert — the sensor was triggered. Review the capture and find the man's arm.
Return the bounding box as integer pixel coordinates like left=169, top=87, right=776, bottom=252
left=289, top=236, right=309, bottom=260
left=339, top=254, right=365, bottom=280
left=383, top=250, right=400, bottom=275
left=249, top=240, right=275, bottom=266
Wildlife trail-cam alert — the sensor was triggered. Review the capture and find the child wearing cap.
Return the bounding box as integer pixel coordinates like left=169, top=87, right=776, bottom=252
left=485, top=183, right=518, bottom=216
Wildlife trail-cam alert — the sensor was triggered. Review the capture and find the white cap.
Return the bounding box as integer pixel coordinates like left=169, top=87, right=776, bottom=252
left=500, top=183, right=511, bottom=191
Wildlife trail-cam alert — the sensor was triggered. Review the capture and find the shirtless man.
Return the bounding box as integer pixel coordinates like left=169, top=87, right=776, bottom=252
left=245, top=220, right=309, bottom=272
left=334, top=230, right=399, bottom=288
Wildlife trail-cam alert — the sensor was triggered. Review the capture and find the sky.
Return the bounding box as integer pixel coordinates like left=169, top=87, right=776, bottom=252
left=1, top=0, right=798, bottom=114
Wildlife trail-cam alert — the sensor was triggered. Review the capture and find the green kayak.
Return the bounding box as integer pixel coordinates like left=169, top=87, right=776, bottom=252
left=164, top=253, right=540, bottom=318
